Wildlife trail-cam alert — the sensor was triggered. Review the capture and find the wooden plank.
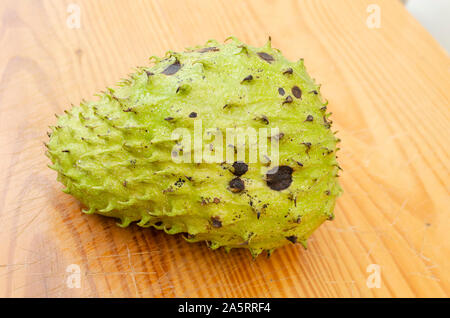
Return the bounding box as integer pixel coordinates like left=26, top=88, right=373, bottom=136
left=0, top=0, right=448, bottom=297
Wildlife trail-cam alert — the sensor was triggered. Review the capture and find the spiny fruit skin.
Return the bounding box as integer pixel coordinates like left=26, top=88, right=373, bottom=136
left=47, top=37, right=342, bottom=257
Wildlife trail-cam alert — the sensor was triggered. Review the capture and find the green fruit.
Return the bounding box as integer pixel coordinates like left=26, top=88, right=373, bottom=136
left=47, top=37, right=342, bottom=257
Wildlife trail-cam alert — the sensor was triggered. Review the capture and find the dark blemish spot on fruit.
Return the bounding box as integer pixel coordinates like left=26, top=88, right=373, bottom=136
left=272, top=132, right=284, bottom=141
left=282, top=96, right=293, bottom=105
left=162, top=60, right=181, bottom=75
left=164, top=117, right=174, bottom=121
left=62, top=150, right=70, bottom=153
left=302, top=142, right=312, bottom=151
left=213, top=197, right=220, bottom=204
left=123, top=180, right=127, bottom=187
left=257, top=52, right=274, bottom=63
left=325, top=190, right=331, bottom=195
left=232, top=161, right=248, bottom=176
left=241, top=75, right=253, bottom=83
left=278, top=87, right=285, bottom=96
left=257, top=211, right=261, bottom=219
left=296, top=216, right=301, bottom=223
left=211, top=216, right=222, bottom=228
left=145, top=71, right=154, bottom=77
left=266, top=166, right=293, bottom=191
left=174, top=178, right=185, bottom=187
left=198, top=47, right=219, bottom=53
left=320, top=106, right=327, bottom=111
left=327, top=215, right=335, bottom=221
left=292, top=86, right=302, bottom=99
left=154, top=221, right=162, bottom=226
left=189, top=112, right=197, bottom=118
left=283, top=68, right=293, bottom=75
left=296, top=161, right=303, bottom=167
left=305, top=115, right=314, bottom=122
left=229, top=177, right=245, bottom=193
left=123, top=107, right=136, bottom=114
left=310, top=90, right=318, bottom=95
left=261, top=115, right=269, bottom=124
left=287, top=193, right=294, bottom=202
left=286, top=235, right=297, bottom=244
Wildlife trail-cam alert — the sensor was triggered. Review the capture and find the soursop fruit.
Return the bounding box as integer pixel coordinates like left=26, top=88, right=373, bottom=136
left=46, top=37, right=341, bottom=257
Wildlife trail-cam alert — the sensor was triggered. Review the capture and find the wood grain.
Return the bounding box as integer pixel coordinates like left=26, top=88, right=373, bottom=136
left=0, top=0, right=448, bottom=297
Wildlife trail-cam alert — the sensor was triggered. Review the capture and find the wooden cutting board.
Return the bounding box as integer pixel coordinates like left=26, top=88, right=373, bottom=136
left=0, top=0, right=448, bottom=298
